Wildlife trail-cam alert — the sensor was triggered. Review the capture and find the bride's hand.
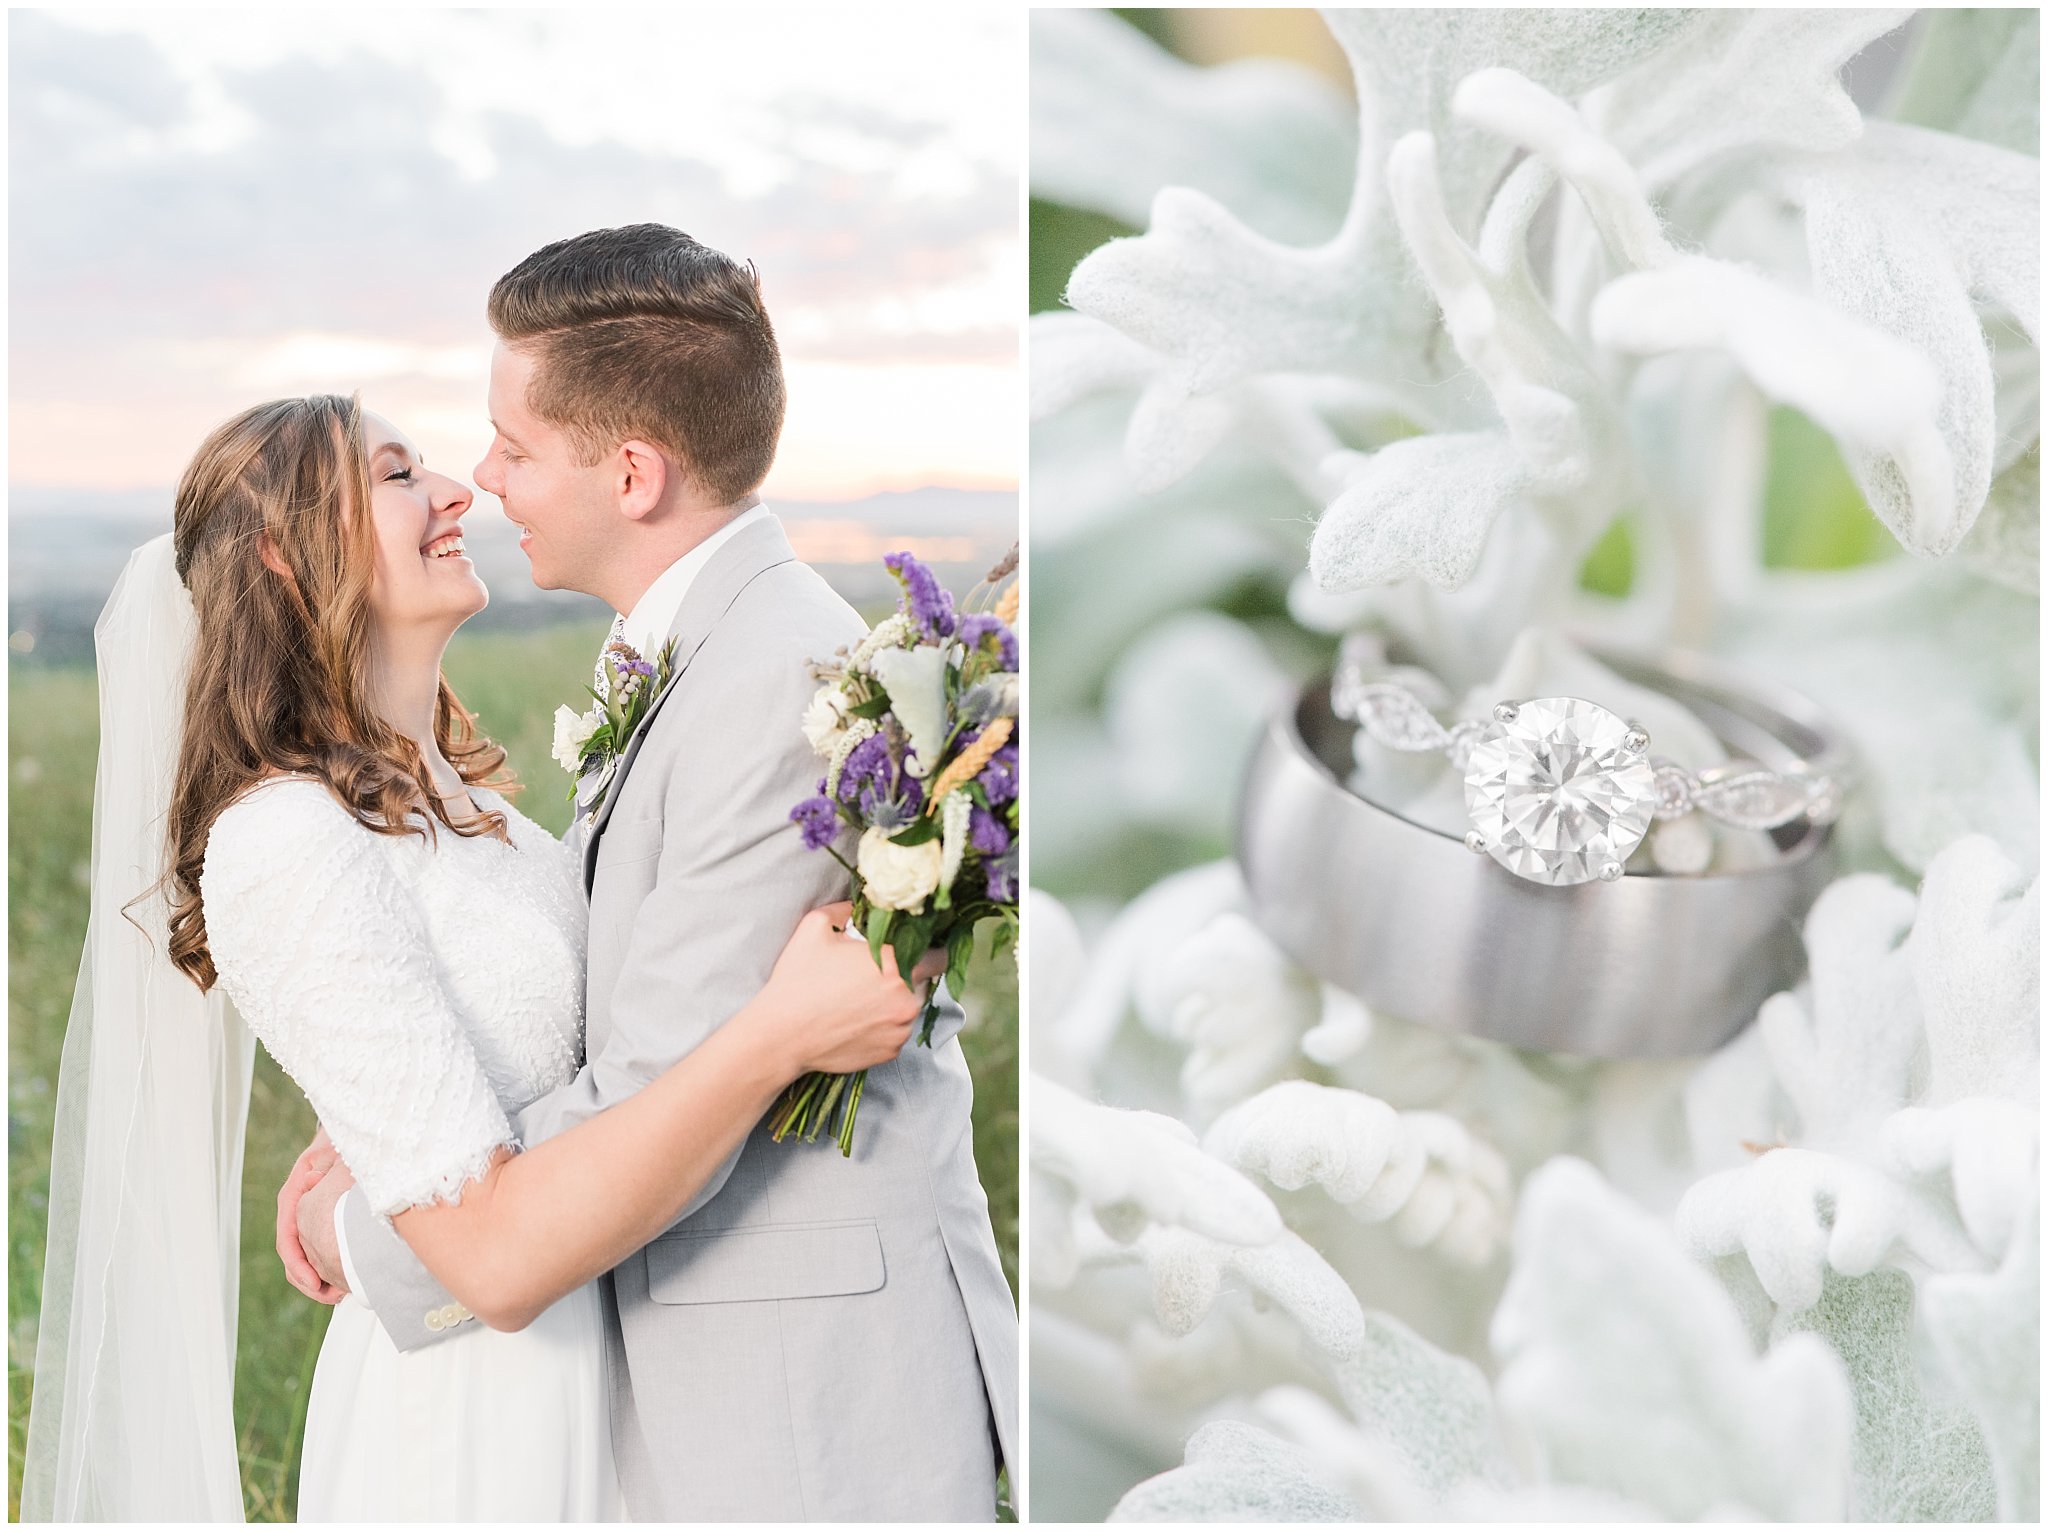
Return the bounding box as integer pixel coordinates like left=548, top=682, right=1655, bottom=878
left=278, top=1129, right=348, bottom=1303
left=762, top=901, right=946, bottom=1076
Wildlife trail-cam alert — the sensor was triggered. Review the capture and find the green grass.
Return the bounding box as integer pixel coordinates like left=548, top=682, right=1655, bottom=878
left=8, top=619, right=1019, bottom=1519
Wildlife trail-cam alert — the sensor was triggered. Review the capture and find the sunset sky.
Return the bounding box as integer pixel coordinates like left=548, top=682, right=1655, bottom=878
left=9, top=7, right=1021, bottom=505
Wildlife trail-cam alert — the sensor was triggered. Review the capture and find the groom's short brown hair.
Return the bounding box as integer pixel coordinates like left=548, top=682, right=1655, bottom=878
left=488, top=224, right=784, bottom=503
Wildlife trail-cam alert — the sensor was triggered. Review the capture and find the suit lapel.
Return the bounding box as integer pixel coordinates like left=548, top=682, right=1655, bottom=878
left=580, top=514, right=799, bottom=889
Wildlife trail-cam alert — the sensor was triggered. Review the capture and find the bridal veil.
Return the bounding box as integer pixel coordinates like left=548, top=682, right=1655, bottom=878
left=22, top=533, right=256, bottom=1520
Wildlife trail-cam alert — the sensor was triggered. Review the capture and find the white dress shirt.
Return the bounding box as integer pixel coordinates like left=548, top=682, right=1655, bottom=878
left=330, top=501, right=772, bottom=1301
left=619, top=500, right=768, bottom=657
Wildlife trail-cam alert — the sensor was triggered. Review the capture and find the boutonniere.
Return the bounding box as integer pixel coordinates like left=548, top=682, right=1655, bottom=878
left=551, top=635, right=678, bottom=822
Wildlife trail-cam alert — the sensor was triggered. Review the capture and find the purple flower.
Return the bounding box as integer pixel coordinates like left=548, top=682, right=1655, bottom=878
left=884, top=550, right=957, bottom=640
left=790, top=794, right=839, bottom=851
left=859, top=771, right=924, bottom=831
left=957, top=613, right=1017, bottom=670
left=984, top=844, right=1017, bottom=903
left=841, top=729, right=924, bottom=828
left=969, top=806, right=1010, bottom=855
left=837, top=732, right=893, bottom=804
left=977, top=744, right=1018, bottom=806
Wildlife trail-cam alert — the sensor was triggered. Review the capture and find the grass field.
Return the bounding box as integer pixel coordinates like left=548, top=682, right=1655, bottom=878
left=8, top=619, right=1019, bottom=1520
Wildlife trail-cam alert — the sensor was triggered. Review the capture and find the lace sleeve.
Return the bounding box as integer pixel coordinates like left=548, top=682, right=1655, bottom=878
left=200, top=780, right=516, bottom=1220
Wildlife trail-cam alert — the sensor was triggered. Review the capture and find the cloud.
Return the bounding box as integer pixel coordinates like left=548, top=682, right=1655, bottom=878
left=9, top=11, right=1016, bottom=361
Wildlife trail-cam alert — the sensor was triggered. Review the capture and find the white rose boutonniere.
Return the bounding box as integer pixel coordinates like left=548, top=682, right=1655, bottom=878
left=554, top=634, right=678, bottom=821
left=552, top=704, right=603, bottom=775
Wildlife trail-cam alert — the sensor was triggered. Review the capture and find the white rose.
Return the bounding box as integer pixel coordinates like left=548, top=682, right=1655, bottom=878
left=551, top=704, right=600, bottom=773
left=857, top=826, right=944, bottom=913
left=801, top=685, right=849, bottom=755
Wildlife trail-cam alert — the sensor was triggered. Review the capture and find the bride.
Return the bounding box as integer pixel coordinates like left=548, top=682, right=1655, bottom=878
left=22, top=394, right=937, bottom=1520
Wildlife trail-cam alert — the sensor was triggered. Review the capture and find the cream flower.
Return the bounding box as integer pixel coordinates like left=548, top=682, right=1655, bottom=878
left=857, top=827, right=944, bottom=913
left=800, top=684, right=850, bottom=755
left=938, top=789, right=974, bottom=896
left=848, top=613, right=914, bottom=670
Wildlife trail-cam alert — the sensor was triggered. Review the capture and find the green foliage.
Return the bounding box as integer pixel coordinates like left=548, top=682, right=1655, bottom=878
left=1762, top=406, right=1895, bottom=571
left=8, top=618, right=1019, bottom=1518
left=1578, top=515, right=1639, bottom=597
left=1030, top=199, right=1138, bottom=314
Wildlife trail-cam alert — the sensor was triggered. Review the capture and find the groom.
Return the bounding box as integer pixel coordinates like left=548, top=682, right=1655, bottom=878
left=279, top=224, right=1017, bottom=1521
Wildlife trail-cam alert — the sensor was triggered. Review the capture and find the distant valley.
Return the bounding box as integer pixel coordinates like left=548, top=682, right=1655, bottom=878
left=8, top=484, right=1017, bottom=663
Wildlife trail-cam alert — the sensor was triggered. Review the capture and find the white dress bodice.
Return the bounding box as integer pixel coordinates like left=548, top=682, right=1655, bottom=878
left=201, top=774, right=620, bottom=1521
left=201, top=776, right=586, bottom=1217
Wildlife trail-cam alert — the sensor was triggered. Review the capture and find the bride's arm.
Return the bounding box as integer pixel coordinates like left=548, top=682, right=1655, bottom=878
left=390, top=907, right=930, bottom=1331
left=206, top=785, right=925, bottom=1334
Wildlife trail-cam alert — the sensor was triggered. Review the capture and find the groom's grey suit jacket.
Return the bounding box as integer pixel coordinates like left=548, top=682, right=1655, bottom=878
left=341, top=515, right=1018, bottom=1520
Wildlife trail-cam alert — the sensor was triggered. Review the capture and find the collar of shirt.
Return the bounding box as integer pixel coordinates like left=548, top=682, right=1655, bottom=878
left=617, top=502, right=769, bottom=659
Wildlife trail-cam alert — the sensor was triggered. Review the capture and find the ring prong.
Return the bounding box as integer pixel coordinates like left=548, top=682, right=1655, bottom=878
left=1623, top=723, right=1651, bottom=754
left=1464, top=830, right=1488, bottom=855
left=1492, top=701, right=1519, bottom=724
left=1597, top=859, right=1625, bottom=882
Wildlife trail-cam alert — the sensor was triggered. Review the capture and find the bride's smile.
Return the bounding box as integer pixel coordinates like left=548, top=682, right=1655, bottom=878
left=363, top=415, right=490, bottom=635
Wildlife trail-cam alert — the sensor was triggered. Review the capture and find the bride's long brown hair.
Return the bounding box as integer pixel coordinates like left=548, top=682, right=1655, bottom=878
left=165, top=394, right=512, bottom=990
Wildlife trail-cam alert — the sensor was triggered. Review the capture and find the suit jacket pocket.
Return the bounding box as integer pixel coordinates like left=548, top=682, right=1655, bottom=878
left=592, top=815, right=663, bottom=871
left=644, top=1219, right=885, bottom=1305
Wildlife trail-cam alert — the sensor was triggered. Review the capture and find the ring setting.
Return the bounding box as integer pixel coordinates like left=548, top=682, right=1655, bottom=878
left=1332, top=665, right=1843, bottom=889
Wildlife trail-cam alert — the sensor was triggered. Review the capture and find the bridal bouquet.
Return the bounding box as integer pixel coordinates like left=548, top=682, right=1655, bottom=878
left=778, top=547, right=1021, bottom=1153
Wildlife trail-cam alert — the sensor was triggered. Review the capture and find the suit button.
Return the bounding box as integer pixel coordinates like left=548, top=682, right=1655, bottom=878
left=425, top=1309, right=445, bottom=1332
left=440, top=1303, right=464, bottom=1327
left=451, top=1302, right=473, bottom=1323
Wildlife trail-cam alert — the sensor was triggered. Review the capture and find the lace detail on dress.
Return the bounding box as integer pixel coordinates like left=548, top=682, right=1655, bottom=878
left=201, top=778, right=586, bottom=1219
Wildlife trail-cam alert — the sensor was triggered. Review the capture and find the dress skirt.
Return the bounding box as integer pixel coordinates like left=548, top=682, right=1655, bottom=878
left=296, top=1281, right=624, bottom=1521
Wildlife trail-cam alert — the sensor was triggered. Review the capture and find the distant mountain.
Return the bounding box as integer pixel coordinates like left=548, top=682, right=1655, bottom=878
left=7, top=483, right=1016, bottom=663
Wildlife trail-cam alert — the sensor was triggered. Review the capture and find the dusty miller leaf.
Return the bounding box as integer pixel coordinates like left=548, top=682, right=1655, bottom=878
left=1495, top=1159, right=1855, bottom=1519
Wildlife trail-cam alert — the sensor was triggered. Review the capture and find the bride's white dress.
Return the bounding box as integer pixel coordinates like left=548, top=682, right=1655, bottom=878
left=201, top=776, right=622, bottom=1521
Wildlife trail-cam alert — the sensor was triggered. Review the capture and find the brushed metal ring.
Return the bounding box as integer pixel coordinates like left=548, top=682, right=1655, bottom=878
left=1236, top=647, right=1847, bottom=1058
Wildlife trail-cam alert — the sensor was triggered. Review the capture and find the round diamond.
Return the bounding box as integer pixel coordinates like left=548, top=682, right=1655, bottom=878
left=1463, top=697, right=1658, bottom=886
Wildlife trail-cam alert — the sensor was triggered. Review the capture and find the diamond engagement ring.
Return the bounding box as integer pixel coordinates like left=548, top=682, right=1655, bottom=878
left=1331, top=662, right=1844, bottom=887
left=1237, top=644, right=1852, bottom=1057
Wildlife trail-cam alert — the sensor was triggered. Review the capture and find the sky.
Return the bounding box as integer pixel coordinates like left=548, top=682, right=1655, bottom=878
left=8, top=6, right=1022, bottom=504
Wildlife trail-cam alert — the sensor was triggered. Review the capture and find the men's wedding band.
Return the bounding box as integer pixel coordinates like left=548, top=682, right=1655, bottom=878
left=1236, top=647, right=1848, bottom=1058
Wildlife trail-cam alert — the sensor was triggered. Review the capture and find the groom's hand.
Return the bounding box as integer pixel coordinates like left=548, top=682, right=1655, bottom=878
left=277, top=1133, right=350, bottom=1303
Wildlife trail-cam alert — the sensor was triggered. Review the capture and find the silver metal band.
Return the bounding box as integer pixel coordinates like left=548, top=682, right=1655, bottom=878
left=1236, top=647, right=1848, bottom=1058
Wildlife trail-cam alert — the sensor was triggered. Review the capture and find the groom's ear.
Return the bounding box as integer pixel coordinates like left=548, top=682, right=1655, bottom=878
left=614, top=439, right=670, bottom=523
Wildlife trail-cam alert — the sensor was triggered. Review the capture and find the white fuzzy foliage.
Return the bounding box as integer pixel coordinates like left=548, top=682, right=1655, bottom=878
left=1311, top=431, right=1526, bottom=592
left=1108, top=1419, right=1357, bottom=1523
left=1033, top=1067, right=1289, bottom=1294
left=1102, top=611, right=1293, bottom=836
left=1136, top=914, right=1320, bottom=1113
left=1030, top=9, right=2038, bottom=1521
left=1922, top=1208, right=2041, bottom=1521
left=1031, top=8, right=1354, bottom=243
left=1775, top=1269, right=2001, bottom=1521
left=1592, top=258, right=1954, bottom=551
left=1493, top=1160, right=1855, bottom=1520
left=1677, top=837, right=2039, bottom=1308
left=1137, top=1224, right=1366, bottom=1359
left=1206, top=1080, right=1512, bottom=1266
